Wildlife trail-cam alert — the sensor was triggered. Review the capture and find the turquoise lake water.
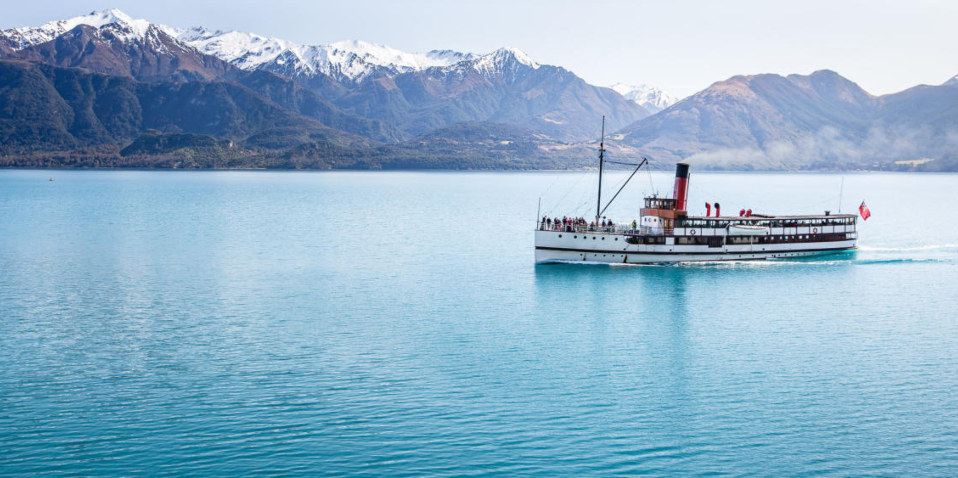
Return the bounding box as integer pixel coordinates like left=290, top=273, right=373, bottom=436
left=2, top=170, right=957, bottom=475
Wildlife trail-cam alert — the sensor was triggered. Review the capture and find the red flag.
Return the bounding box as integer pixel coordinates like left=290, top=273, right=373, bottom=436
left=859, top=201, right=871, bottom=220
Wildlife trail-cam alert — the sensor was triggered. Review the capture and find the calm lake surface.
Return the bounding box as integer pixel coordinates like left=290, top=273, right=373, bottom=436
left=2, top=170, right=957, bottom=475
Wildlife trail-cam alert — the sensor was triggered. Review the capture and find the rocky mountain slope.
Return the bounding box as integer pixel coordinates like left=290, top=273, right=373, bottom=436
left=0, top=11, right=405, bottom=145
left=335, top=47, right=649, bottom=140
left=8, top=23, right=234, bottom=82
left=179, top=29, right=649, bottom=141
left=0, top=60, right=372, bottom=157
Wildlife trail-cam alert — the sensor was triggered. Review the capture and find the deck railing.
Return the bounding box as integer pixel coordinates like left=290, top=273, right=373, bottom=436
left=538, top=223, right=624, bottom=233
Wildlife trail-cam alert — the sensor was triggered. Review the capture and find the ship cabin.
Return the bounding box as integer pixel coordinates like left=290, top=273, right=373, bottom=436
left=638, top=197, right=681, bottom=235
left=637, top=161, right=690, bottom=236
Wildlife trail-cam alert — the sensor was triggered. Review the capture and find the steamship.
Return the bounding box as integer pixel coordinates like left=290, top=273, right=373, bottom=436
left=534, top=122, right=859, bottom=264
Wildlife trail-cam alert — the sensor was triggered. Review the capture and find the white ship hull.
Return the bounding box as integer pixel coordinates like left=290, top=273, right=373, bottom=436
left=534, top=230, right=857, bottom=264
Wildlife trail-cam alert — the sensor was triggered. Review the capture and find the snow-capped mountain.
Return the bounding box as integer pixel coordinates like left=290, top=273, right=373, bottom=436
left=178, top=28, right=477, bottom=86
left=611, top=83, right=678, bottom=114
left=1, top=9, right=234, bottom=83
left=0, top=9, right=178, bottom=50
left=472, top=46, right=539, bottom=77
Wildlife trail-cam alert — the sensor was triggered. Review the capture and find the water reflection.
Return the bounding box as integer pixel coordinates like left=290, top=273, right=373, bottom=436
left=533, top=265, right=694, bottom=355
left=533, top=263, right=695, bottom=320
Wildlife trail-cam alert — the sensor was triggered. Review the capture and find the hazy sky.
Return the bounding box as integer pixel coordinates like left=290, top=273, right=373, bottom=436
left=6, top=0, right=957, bottom=98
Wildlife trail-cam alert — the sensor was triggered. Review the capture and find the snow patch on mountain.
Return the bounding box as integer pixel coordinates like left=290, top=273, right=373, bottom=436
left=175, top=28, right=294, bottom=70
left=472, top=47, right=539, bottom=77
left=328, top=40, right=475, bottom=71
left=611, top=83, right=678, bottom=113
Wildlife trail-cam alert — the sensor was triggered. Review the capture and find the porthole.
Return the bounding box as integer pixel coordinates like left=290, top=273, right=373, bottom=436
left=615, top=238, right=618, bottom=241
left=573, top=235, right=577, bottom=238
left=593, top=237, right=596, bottom=240
left=601, top=237, right=605, bottom=240
left=558, top=234, right=562, bottom=238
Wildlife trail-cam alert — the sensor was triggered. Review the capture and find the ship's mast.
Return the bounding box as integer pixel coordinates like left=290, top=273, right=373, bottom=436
left=596, top=116, right=606, bottom=225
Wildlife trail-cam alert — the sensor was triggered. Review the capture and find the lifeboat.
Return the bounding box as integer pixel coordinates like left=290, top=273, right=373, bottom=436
left=728, top=224, right=770, bottom=236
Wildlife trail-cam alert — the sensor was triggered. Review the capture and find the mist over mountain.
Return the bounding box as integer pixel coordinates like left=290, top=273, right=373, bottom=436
left=1, top=9, right=956, bottom=170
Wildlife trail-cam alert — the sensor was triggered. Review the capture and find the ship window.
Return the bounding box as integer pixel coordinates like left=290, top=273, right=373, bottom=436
left=573, top=235, right=577, bottom=238
left=558, top=235, right=562, bottom=238
left=615, top=238, right=618, bottom=241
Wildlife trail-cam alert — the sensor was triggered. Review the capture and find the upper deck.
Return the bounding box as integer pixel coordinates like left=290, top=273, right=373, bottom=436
left=670, top=213, right=857, bottom=241
left=679, top=214, right=857, bottom=228
left=539, top=213, right=858, bottom=236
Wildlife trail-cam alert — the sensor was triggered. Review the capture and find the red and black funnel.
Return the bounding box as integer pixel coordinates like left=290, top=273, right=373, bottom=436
left=673, top=162, right=690, bottom=211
